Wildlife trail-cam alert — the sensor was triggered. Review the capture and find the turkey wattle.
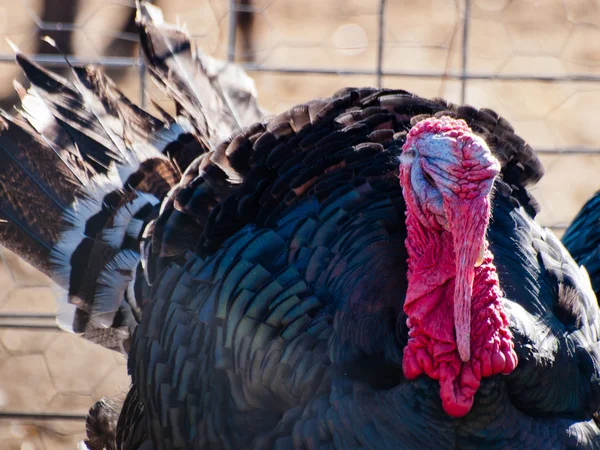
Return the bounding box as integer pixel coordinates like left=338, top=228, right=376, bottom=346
left=400, top=117, right=517, bottom=417
left=0, top=2, right=599, bottom=449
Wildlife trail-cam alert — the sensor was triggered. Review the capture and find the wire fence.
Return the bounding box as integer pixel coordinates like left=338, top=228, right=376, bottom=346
left=1, top=0, right=598, bottom=229
left=1, top=0, right=600, bottom=445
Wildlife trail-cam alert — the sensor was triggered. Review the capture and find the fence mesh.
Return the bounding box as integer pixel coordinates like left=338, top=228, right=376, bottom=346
left=1, top=0, right=600, bottom=447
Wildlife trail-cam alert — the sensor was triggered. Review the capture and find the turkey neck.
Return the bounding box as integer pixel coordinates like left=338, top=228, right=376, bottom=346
left=401, top=211, right=518, bottom=418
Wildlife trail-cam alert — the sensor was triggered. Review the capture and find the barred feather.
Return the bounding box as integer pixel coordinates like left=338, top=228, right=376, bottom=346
left=0, top=46, right=206, bottom=351
left=136, top=1, right=266, bottom=146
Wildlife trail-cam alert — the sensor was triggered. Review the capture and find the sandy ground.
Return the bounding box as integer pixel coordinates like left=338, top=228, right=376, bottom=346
left=0, top=0, right=600, bottom=447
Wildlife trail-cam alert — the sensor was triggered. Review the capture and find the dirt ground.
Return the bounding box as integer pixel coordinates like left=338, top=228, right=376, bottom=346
left=1, top=0, right=600, bottom=447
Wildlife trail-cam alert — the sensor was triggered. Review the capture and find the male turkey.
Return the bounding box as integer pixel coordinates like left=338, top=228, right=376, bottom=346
left=563, top=192, right=600, bottom=300
left=1, top=2, right=600, bottom=449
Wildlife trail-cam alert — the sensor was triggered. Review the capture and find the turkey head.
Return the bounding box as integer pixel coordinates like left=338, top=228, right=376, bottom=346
left=398, top=116, right=518, bottom=418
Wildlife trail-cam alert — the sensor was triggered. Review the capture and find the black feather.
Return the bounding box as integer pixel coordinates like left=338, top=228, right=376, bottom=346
left=1, top=3, right=599, bottom=449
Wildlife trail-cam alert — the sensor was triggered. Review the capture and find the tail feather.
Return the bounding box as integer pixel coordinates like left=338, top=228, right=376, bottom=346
left=15, top=52, right=125, bottom=172
left=15, top=50, right=208, bottom=176
left=101, top=192, right=160, bottom=249
left=136, top=0, right=266, bottom=145
left=70, top=63, right=208, bottom=176
left=72, top=65, right=174, bottom=152
left=0, top=113, right=80, bottom=273
left=48, top=161, right=170, bottom=350
left=0, top=2, right=268, bottom=353
left=14, top=79, right=94, bottom=183
left=1, top=56, right=187, bottom=351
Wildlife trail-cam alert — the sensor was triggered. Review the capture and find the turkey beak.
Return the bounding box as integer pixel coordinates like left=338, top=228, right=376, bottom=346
left=445, top=196, right=490, bottom=362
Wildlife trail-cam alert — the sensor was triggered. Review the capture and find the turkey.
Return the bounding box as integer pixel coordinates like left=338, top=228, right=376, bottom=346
left=562, top=192, right=600, bottom=300
left=1, top=2, right=600, bottom=449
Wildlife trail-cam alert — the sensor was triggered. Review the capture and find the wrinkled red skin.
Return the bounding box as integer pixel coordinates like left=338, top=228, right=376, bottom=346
left=401, top=212, right=517, bottom=417
left=399, top=117, right=518, bottom=417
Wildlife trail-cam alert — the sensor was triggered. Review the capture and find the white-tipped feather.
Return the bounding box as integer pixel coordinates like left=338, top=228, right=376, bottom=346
left=114, top=141, right=168, bottom=184
left=50, top=143, right=169, bottom=334
left=92, top=249, right=140, bottom=328
left=53, top=286, right=79, bottom=333
left=137, top=1, right=266, bottom=145
left=126, top=218, right=145, bottom=241
left=102, top=193, right=159, bottom=248
left=173, top=116, right=195, bottom=135
left=69, top=66, right=172, bottom=174
left=51, top=229, right=85, bottom=290
left=50, top=139, right=164, bottom=289
left=578, top=264, right=596, bottom=309
left=140, top=235, right=153, bottom=286
left=199, top=50, right=266, bottom=127
left=20, top=88, right=55, bottom=133
left=71, top=74, right=131, bottom=160
left=50, top=168, right=124, bottom=289
left=126, top=276, right=138, bottom=311
left=15, top=82, right=91, bottom=186
left=6, top=13, right=198, bottom=357
left=136, top=0, right=164, bottom=24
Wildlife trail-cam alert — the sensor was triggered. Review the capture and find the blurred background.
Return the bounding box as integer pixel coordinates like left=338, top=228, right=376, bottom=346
left=0, top=0, right=599, bottom=448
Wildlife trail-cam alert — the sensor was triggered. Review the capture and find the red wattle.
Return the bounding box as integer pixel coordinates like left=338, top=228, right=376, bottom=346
left=401, top=214, right=517, bottom=418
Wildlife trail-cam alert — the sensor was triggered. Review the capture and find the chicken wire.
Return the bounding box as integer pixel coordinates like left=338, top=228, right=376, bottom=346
left=1, top=0, right=600, bottom=447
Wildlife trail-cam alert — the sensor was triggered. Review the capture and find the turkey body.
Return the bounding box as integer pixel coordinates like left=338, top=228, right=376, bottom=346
left=563, top=191, right=600, bottom=299
left=0, top=4, right=599, bottom=449
left=125, top=88, right=600, bottom=449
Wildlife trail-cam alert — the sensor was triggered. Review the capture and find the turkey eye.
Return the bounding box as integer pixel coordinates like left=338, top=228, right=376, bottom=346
left=423, top=171, right=435, bottom=186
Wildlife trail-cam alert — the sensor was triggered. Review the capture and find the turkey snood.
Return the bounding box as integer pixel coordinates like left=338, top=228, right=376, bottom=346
left=399, top=117, right=518, bottom=418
